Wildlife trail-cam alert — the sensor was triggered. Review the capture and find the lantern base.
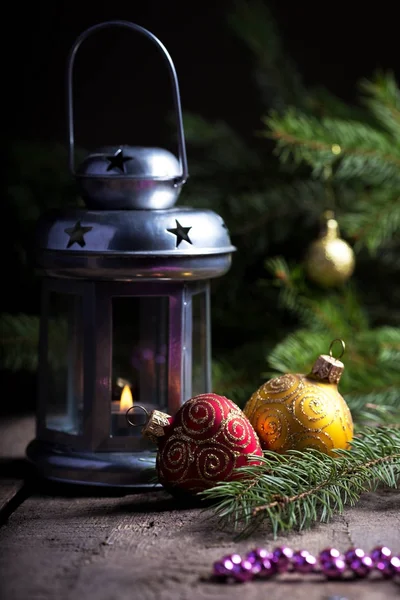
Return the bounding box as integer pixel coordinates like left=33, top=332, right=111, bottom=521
left=26, top=439, right=161, bottom=488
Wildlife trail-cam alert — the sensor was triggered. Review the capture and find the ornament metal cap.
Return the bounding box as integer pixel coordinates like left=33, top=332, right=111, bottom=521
left=140, top=409, right=171, bottom=444
left=311, top=339, right=345, bottom=384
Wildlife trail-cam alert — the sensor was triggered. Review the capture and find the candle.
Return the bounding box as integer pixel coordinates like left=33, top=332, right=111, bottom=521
left=120, top=384, right=134, bottom=412
left=111, top=384, right=156, bottom=436
left=111, top=384, right=134, bottom=435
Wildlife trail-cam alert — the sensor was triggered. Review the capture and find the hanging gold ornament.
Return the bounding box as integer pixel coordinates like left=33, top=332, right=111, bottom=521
left=243, top=339, right=353, bottom=457
left=304, top=211, right=355, bottom=287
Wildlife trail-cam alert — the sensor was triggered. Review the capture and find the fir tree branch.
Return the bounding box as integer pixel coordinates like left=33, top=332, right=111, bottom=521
left=265, top=326, right=400, bottom=425
left=261, top=261, right=400, bottom=424
left=228, top=0, right=307, bottom=110
left=360, top=71, right=400, bottom=138
left=201, top=427, right=400, bottom=537
left=339, top=190, right=400, bottom=252
left=182, top=112, right=261, bottom=173
left=266, top=109, right=400, bottom=186
left=308, top=85, right=376, bottom=124
left=0, top=314, right=68, bottom=372
left=230, top=180, right=329, bottom=236
left=253, top=451, right=400, bottom=517
left=0, top=314, right=40, bottom=371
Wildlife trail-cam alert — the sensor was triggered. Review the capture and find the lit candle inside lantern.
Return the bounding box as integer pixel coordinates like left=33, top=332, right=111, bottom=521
left=119, top=384, right=133, bottom=412
left=111, top=381, right=158, bottom=436
left=111, top=384, right=134, bottom=435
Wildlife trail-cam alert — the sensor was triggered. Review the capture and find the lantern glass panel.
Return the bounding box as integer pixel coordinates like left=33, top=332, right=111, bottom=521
left=111, top=296, right=169, bottom=437
left=191, top=290, right=209, bottom=397
left=45, top=292, right=84, bottom=435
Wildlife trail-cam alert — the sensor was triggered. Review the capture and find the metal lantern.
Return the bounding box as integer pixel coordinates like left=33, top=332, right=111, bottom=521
left=26, top=21, right=235, bottom=487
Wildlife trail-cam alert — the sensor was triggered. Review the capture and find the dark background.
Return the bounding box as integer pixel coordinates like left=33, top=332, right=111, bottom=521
left=2, top=0, right=399, bottom=415
left=6, top=0, right=400, bottom=149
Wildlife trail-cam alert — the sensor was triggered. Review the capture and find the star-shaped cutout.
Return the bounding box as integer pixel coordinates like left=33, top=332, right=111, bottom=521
left=64, top=221, right=93, bottom=248
left=167, top=219, right=193, bottom=248
left=105, top=149, right=133, bottom=173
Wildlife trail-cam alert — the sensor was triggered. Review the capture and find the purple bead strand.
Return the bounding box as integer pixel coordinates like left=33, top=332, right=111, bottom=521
left=212, top=545, right=399, bottom=583
left=292, top=549, right=317, bottom=574
left=271, top=546, right=294, bottom=573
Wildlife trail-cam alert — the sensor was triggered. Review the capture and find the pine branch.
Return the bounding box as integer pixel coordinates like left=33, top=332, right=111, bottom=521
left=266, top=109, right=400, bottom=186
left=228, top=0, right=307, bottom=110
left=360, top=71, right=400, bottom=138
left=266, top=258, right=369, bottom=334
left=182, top=113, right=261, bottom=174
left=229, top=180, right=329, bottom=237
left=339, top=189, right=400, bottom=252
left=347, top=387, right=400, bottom=426
left=212, top=357, right=263, bottom=407
left=0, top=314, right=68, bottom=372
left=253, top=451, right=398, bottom=516
left=0, top=314, right=40, bottom=371
left=7, top=141, right=84, bottom=224
left=266, top=325, right=400, bottom=421
left=201, top=427, right=400, bottom=537
left=261, top=260, right=400, bottom=423
left=307, top=85, right=377, bottom=125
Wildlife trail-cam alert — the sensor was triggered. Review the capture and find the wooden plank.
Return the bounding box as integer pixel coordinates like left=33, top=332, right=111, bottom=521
left=345, top=486, right=400, bottom=551
left=0, top=415, right=35, bottom=459
left=0, top=480, right=25, bottom=514
left=0, top=416, right=399, bottom=600
left=0, top=415, right=34, bottom=521
left=0, top=486, right=399, bottom=600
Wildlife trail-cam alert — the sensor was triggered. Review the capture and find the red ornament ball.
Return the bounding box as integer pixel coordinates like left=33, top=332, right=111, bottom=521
left=145, top=393, right=263, bottom=494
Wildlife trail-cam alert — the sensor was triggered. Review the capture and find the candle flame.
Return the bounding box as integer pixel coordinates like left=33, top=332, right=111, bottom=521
left=120, top=384, right=133, bottom=412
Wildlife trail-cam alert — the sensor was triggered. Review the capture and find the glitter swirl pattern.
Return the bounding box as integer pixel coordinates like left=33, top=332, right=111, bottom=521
left=294, top=387, right=336, bottom=429
left=263, top=374, right=298, bottom=395
left=290, top=430, right=335, bottom=453
left=157, top=393, right=263, bottom=493
left=243, top=374, right=353, bottom=456
left=196, top=445, right=233, bottom=481
left=223, top=413, right=256, bottom=449
left=252, top=403, right=291, bottom=452
left=179, top=395, right=223, bottom=439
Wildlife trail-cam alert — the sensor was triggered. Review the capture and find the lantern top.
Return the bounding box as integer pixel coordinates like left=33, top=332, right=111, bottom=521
left=76, top=146, right=183, bottom=210
left=36, top=20, right=236, bottom=282
left=77, top=146, right=181, bottom=180
left=67, top=20, right=188, bottom=210
left=36, top=206, right=236, bottom=281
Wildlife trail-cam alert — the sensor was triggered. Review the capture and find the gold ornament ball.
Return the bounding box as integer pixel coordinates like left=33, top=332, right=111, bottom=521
left=305, top=216, right=355, bottom=287
left=243, top=353, right=353, bottom=456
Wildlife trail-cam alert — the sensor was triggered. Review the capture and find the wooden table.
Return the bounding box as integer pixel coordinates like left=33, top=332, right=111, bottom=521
left=0, top=415, right=399, bottom=600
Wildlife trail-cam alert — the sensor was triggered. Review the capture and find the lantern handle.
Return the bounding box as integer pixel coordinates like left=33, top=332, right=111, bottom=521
left=67, top=20, right=189, bottom=184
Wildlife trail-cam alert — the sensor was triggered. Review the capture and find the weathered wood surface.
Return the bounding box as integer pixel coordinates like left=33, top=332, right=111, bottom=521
left=0, top=416, right=399, bottom=600
left=0, top=415, right=34, bottom=515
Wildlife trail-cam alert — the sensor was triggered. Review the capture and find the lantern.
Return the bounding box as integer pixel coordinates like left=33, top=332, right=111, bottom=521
left=26, top=21, right=235, bottom=487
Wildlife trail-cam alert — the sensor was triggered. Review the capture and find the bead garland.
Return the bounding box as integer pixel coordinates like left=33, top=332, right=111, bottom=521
left=212, top=545, right=400, bottom=583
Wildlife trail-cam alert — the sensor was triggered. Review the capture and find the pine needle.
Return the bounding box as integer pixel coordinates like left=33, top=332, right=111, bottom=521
left=201, top=427, right=400, bottom=538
